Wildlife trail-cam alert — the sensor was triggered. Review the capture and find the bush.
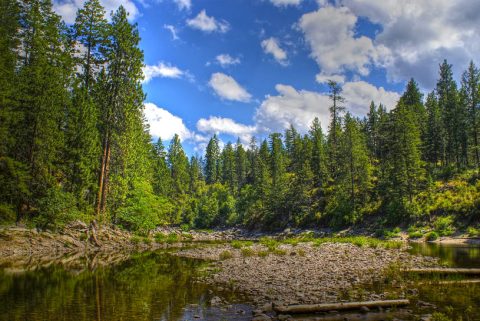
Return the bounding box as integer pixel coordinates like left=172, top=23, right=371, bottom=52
left=241, top=248, right=255, bottom=257
left=467, top=226, right=480, bottom=237
left=0, top=204, right=16, bottom=224
left=407, top=226, right=424, bottom=239
left=425, top=231, right=439, bottom=241
left=433, top=216, right=455, bottom=236
left=219, top=250, right=233, bottom=260
left=34, top=186, right=80, bottom=229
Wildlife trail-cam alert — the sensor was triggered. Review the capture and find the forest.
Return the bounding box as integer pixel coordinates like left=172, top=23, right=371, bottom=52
left=1, top=0, right=479, bottom=233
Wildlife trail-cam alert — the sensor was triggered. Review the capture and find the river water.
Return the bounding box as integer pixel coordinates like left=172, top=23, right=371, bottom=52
left=0, top=242, right=479, bottom=320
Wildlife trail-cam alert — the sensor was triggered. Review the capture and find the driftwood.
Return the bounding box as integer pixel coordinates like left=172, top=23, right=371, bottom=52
left=419, top=279, right=480, bottom=285
left=284, top=311, right=410, bottom=321
left=405, top=268, right=480, bottom=275
left=273, top=299, right=410, bottom=314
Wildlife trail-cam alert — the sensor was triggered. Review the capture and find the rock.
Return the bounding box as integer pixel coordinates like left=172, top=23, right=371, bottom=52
left=360, top=306, right=370, bottom=313
left=252, top=313, right=272, bottom=321
left=278, top=314, right=291, bottom=320
left=210, top=296, right=222, bottom=306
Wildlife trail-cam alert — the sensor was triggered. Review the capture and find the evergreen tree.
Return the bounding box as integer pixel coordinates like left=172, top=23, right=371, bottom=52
left=327, top=80, right=345, bottom=176
left=234, top=138, right=247, bottom=190
left=425, top=92, right=444, bottom=167
left=151, top=138, right=172, bottom=196
left=96, top=6, right=145, bottom=217
left=205, top=134, right=221, bottom=184
left=221, top=142, right=236, bottom=193
left=461, top=61, right=480, bottom=168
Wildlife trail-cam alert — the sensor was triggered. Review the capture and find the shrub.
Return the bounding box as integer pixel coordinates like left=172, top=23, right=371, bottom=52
left=425, top=231, right=439, bottom=241
left=241, top=248, right=255, bottom=257
left=257, top=251, right=269, bottom=257
left=166, top=233, right=179, bottom=243
left=433, top=216, right=455, bottom=236
left=407, top=226, right=424, bottom=239
left=130, top=235, right=142, bottom=244
left=154, top=233, right=166, bottom=242
left=219, top=250, right=233, bottom=260
left=467, top=227, right=480, bottom=237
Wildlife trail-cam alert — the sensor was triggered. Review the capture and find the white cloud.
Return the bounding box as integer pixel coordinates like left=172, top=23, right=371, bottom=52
left=187, top=10, right=229, bottom=33
left=53, top=0, right=139, bottom=24
left=142, top=62, right=184, bottom=83
left=269, top=0, right=302, bottom=7
left=255, top=84, right=331, bottom=133
left=173, top=0, right=191, bottom=10
left=316, top=72, right=345, bottom=84
left=164, top=24, right=179, bottom=40
left=331, top=0, right=480, bottom=87
left=197, top=117, right=256, bottom=143
left=261, top=37, right=288, bottom=66
left=208, top=73, right=252, bottom=102
left=342, top=81, right=400, bottom=115
left=143, top=103, right=193, bottom=141
left=298, top=5, right=380, bottom=80
left=216, top=54, right=241, bottom=67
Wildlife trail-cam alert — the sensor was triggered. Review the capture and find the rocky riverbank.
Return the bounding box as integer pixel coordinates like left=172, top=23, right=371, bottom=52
left=177, top=242, right=440, bottom=309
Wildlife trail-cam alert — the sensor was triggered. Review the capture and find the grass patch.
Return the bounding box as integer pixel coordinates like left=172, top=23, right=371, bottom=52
left=219, top=250, right=233, bottom=260
left=312, top=236, right=402, bottom=249
left=407, top=226, right=424, bottom=239
left=241, top=247, right=255, bottom=257
left=259, top=237, right=279, bottom=251
left=257, top=250, right=269, bottom=257
left=130, top=235, right=142, bottom=244
left=272, top=248, right=287, bottom=256
left=231, top=240, right=253, bottom=249
left=154, top=232, right=180, bottom=243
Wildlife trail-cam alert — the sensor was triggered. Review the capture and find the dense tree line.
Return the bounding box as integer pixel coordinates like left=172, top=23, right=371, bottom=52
left=0, top=0, right=478, bottom=231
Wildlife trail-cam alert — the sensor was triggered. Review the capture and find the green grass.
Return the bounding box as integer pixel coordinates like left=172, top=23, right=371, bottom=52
left=259, top=237, right=280, bottom=251
left=433, top=216, right=455, bottom=236
left=231, top=240, right=253, bottom=249
left=407, top=226, right=425, bottom=239
left=312, top=236, right=402, bottom=249
left=154, top=232, right=180, bottom=243
left=257, top=250, right=269, bottom=257
left=241, top=247, right=255, bottom=257
left=130, top=235, right=142, bottom=244
left=219, top=250, right=233, bottom=260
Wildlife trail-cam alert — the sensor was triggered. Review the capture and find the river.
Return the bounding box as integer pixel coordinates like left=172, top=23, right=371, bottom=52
left=0, top=242, right=479, bottom=320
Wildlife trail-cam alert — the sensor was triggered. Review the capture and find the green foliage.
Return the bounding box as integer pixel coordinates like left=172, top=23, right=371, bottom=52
left=431, top=312, right=452, bottom=321
left=467, top=226, right=480, bottom=237
left=231, top=240, right=253, bottom=249
left=433, top=216, right=456, bottom=236
left=34, top=187, right=81, bottom=229
left=116, top=180, right=173, bottom=232
left=407, top=226, right=424, bottom=239
left=425, top=231, right=439, bottom=241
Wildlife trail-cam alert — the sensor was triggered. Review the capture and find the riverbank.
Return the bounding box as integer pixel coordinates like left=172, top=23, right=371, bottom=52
left=176, top=242, right=440, bottom=308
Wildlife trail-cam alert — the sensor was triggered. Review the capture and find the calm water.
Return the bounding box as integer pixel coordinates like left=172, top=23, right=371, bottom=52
left=0, top=251, right=251, bottom=321
left=0, top=242, right=479, bottom=321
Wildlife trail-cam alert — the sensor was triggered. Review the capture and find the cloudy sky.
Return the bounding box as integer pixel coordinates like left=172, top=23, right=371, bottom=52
left=55, top=0, right=480, bottom=154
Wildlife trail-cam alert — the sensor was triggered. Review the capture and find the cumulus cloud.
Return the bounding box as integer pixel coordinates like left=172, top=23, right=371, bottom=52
left=216, top=54, right=241, bottom=67
left=298, top=5, right=381, bottom=81
left=330, top=0, right=480, bottom=87
left=142, top=62, right=184, bottom=83
left=255, top=84, right=331, bottom=133
left=164, top=24, right=179, bottom=40
left=342, top=81, right=400, bottom=115
left=143, top=103, right=192, bottom=141
left=197, top=117, right=256, bottom=143
left=173, top=0, right=191, bottom=10
left=53, top=0, right=139, bottom=24
left=269, top=0, right=302, bottom=7
left=187, top=10, right=229, bottom=33
left=208, top=73, right=252, bottom=102
left=261, top=37, right=288, bottom=66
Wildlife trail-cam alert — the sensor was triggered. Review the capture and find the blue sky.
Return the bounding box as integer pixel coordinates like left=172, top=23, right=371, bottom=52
left=53, top=0, right=480, bottom=154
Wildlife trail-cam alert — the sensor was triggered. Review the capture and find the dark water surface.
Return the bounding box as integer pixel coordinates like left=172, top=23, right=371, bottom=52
left=0, top=242, right=479, bottom=321
left=0, top=251, right=251, bottom=321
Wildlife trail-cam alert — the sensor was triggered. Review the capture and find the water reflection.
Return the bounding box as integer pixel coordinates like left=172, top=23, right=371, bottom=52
left=0, top=251, right=250, bottom=321
left=409, top=242, right=480, bottom=267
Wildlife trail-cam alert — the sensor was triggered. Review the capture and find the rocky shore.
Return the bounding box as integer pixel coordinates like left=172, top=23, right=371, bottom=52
left=177, top=242, right=440, bottom=308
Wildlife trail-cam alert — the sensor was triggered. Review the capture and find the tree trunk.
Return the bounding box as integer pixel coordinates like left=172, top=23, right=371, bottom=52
left=273, top=299, right=410, bottom=314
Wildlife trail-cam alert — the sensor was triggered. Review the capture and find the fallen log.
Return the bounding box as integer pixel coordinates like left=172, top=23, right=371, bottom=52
left=404, top=268, right=480, bottom=275
left=285, top=311, right=410, bottom=321
left=418, top=279, right=480, bottom=285
left=273, top=299, right=410, bottom=314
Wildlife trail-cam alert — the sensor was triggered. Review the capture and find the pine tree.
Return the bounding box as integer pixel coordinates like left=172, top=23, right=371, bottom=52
left=327, top=80, right=345, bottom=176
left=234, top=138, right=247, bottom=191
left=425, top=92, right=444, bottom=167
left=168, top=134, right=189, bottom=196
left=461, top=61, right=480, bottom=168
left=96, top=6, right=145, bottom=217
left=221, top=142, right=236, bottom=193
left=205, top=134, right=221, bottom=184
left=152, top=138, right=172, bottom=196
